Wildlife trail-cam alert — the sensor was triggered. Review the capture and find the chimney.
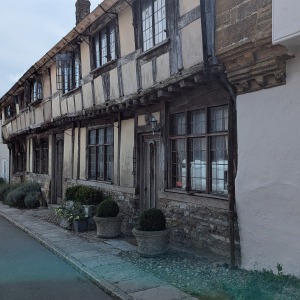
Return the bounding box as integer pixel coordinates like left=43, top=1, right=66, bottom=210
left=75, top=0, right=91, bottom=24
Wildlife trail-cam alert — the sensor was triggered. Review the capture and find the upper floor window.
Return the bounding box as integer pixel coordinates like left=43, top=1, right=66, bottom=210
left=33, top=137, right=49, bottom=174
left=4, top=103, right=16, bottom=120
left=24, top=78, right=43, bottom=104
left=142, top=0, right=167, bottom=51
left=88, top=127, right=113, bottom=181
left=170, top=105, right=228, bottom=195
left=56, top=51, right=81, bottom=94
left=92, top=23, right=116, bottom=69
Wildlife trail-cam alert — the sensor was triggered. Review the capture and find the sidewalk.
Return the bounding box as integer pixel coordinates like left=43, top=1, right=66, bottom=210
left=0, top=203, right=198, bottom=300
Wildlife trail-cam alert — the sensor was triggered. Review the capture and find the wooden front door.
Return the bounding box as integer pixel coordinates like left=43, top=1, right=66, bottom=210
left=54, top=135, right=64, bottom=203
left=140, top=134, right=160, bottom=211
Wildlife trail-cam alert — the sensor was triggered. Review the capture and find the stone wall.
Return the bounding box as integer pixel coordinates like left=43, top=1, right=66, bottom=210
left=160, top=197, right=240, bottom=259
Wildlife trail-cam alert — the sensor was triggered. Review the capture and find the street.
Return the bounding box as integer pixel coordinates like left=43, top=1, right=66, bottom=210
left=0, top=216, right=113, bottom=300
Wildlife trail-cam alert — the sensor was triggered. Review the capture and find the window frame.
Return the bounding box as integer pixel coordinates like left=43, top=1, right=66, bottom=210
left=141, top=0, right=167, bottom=51
left=33, top=137, right=49, bottom=175
left=169, top=105, right=229, bottom=196
left=87, top=126, right=114, bottom=182
left=91, top=22, right=117, bottom=70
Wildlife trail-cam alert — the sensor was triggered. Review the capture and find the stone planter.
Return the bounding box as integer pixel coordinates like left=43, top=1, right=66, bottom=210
left=132, top=228, right=169, bottom=257
left=59, top=217, right=72, bottom=230
left=73, top=219, right=88, bottom=232
left=93, top=215, right=123, bottom=238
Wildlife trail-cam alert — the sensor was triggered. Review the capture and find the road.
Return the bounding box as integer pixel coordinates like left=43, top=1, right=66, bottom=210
left=0, top=216, right=113, bottom=300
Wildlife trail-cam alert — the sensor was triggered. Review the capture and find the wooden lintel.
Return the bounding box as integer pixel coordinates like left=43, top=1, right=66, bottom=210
left=168, top=85, right=182, bottom=93
left=179, top=79, right=195, bottom=89
left=157, top=90, right=171, bottom=98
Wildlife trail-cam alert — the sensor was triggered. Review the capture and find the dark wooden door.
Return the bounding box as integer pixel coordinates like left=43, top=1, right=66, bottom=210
left=55, top=137, right=64, bottom=203
left=140, top=135, right=160, bottom=211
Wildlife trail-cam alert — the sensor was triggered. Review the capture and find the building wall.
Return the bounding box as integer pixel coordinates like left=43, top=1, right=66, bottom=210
left=235, top=50, right=300, bottom=277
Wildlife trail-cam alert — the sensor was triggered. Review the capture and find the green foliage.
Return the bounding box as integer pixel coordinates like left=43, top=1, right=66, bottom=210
left=138, top=208, right=166, bottom=231
left=66, top=185, right=104, bottom=205
left=4, top=182, right=42, bottom=209
left=1, top=183, right=23, bottom=204
left=24, top=193, right=40, bottom=209
left=96, top=199, right=119, bottom=217
left=55, top=202, right=86, bottom=222
left=0, top=177, right=6, bottom=185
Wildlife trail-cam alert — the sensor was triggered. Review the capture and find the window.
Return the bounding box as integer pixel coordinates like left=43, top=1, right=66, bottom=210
left=56, top=51, right=81, bottom=94
left=4, top=103, right=16, bottom=120
left=88, top=127, right=113, bottom=181
left=24, top=78, right=43, bottom=103
left=142, top=0, right=166, bottom=51
left=34, top=137, right=49, bottom=174
left=170, top=105, right=228, bottom=195
left=92, top=23, right=116, bottom=69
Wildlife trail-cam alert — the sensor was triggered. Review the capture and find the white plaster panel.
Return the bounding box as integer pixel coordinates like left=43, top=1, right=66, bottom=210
left=119, top=6, right=135, bottom=57
left=61, top=99, right=67, bottom=115
left=35, top=105, right=44, bottom=125
left=67, top=95, right=75, bottom=114
left=25, top=111, right=30, bottom=127
left=141, top=61, right=153, bottom=89
left=52, top=96, right=60, bottom=118
left=16, top=116, right=21, bottom=132
left=44, top=100, right=52, bottom=122
left=79, top=127, right=87, bottom=180
left=11, top=119, right=17, bottom=133
left=74, top=92, right=82, bottom=112
left=43, top=73, right=51, bottom=98
left=82, top=82, right=93, bottom=109
left=63, top=129, right=73, bottom=179
left=21, top=113, right=26, bottom=129
left=30, top=110, right=35, bottom=125
left=120, top=119, right=134, bottom=187
left=80, top=42, right=91, bottom=77
left=73, top=128, right=79, bottom=179
left=110, top=68, right=119, bottom=100
left=179, top=0, right=199, bottom=16
left=235, top=51, right=300, bottom=277
left=181, top=19, right=203, bottom=69
left=122, top=60, right=138, bottom=96
left=50, top=64, right=57, bottom=93
left=2, top=126, right=8, bottom=140
left=114, top=124, right=118, bottom=183
left=156, top=53, right=170, bottom=83
left=94, top=76, right=105, bottom=105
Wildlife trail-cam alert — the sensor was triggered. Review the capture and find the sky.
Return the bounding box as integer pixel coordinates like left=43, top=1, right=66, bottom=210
left=0, top=0, right=98, bottom=98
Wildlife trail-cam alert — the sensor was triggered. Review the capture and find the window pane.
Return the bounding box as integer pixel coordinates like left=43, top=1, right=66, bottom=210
left=93, top=35, right=101, bottom=68
left=41, top=138, right=48, bottom=174
left=74, top=52, right=80, bottom=88
left=154, top=0, right=166, bottom=45
left=106, top=127, right=113, bottom=144
left=142, top=0, right=153, bottom=51
left=89, top=130, right=97, bottom=145
left=101, top=30, right=107, bottom=65
left=171, top=139, right=186, bottom=189
left=106, top=145, right=113, bottom=181
left=189, top=109, right=206, bottom=134
left=97, top=146, right=104, bottom=179
left=189, top=138, right=206, bottom=192
left=109, top=25, right=116, bottom=61
left=210, top=136, right=228, bottom=194
left=98, top=128, right=105, bottom=145
left=171, top=113, right=186, bottom=135
left=209, top=105, right=228, bottom=132
left=89, top=146, right=97, bottom=179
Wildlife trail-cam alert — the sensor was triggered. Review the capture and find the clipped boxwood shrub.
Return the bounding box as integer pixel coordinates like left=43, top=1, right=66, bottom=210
left=74, top=185, right=104, bottom=205
left=138, top=208, right=166, bottom=231
left=1, top=183, right=23, bottom=204
left=24, top=193, right=40, bottom=209
left=5, top=189, right=26, bottom=208
left=96, top=199, right=119, bottom=217
left=65, top=185, right=82, bottom=201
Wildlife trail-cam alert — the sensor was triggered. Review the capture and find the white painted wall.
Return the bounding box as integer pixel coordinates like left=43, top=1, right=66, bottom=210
left=273, top=0, right=300, bottom=47
left=236, top=50, right=300, bottom=276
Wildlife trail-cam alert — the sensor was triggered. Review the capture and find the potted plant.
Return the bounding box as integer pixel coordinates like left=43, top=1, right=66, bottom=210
left=132, top=208, right=169, bottom=257
left=93, top=198, right=123, bottom=238
left=54, top=205, right=72, bottom=230
left=69, top=202, right=89, bottom=232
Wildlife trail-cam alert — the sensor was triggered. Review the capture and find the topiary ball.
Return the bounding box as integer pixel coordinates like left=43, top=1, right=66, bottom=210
left=138, top=208, right=166, bottom=231
left=96, top=199, right=119, bottom=217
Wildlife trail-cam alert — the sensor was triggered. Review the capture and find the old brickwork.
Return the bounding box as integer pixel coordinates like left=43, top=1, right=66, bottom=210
left=215, top=0, right=291, bottom=94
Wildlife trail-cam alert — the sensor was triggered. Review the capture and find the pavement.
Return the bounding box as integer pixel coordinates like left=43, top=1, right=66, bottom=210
left=0, top=203, right=198, bottom=300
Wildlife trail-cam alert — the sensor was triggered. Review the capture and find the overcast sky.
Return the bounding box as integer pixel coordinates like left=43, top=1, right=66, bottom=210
left=0, top=0, right=98, bottom=98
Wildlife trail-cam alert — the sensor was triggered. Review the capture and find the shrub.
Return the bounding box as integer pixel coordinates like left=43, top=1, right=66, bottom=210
left=0, top=177, right=6, bottom=185
left=24, top=193, right=40, bottom=209
left=1, top=183, right=23, bottom=204
left=5, top=189, right=26, bottom=208
left=73, top=185, right=104, bottom=205
left=138, top=208, right=166, bottom=231
left=96, top=199, right=119, bottom=217
left=65, top=185, right=82, bottom=201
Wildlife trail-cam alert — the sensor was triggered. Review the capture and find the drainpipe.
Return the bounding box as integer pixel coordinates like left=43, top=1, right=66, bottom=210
left=200, top=0, right=237, bottom=267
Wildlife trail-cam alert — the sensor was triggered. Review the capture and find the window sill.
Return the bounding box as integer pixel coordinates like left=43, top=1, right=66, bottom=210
left=87, top=179, right=114, bottom=185
left=61, top=86, right=81, bottom=98
left=164, top=189, right=228, bottom=201
left=137, top=38, right=170, bottom=60
left=91, top=59, right=118, bottom=75
left=29, top=98, right=43, bottom=107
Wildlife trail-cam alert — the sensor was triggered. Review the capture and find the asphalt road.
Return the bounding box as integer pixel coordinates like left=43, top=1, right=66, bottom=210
left=0, top=216, right=113, bottom=300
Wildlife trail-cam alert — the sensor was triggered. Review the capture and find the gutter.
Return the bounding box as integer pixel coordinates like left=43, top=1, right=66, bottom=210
left=200, top=0, right=238, bottom=267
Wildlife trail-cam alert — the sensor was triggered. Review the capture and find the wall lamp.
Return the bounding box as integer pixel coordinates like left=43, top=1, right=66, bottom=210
left=145, top=112, right=161, bottom=134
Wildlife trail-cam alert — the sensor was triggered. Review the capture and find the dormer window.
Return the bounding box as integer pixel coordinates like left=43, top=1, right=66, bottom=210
left=56, top=50, right=81, bottom=94
left=92, top=23, right=116, bottom=69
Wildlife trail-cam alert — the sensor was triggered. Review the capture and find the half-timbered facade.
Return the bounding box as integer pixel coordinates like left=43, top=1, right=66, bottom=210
left=0, top=0, right=238, bottom=258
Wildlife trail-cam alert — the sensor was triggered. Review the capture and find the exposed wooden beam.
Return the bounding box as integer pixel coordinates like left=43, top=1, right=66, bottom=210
left=179, top=79, right=195, bottom=89
left=194, top=73, right=207, bottom=84
left=157, top=90, right=171, bottom=99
